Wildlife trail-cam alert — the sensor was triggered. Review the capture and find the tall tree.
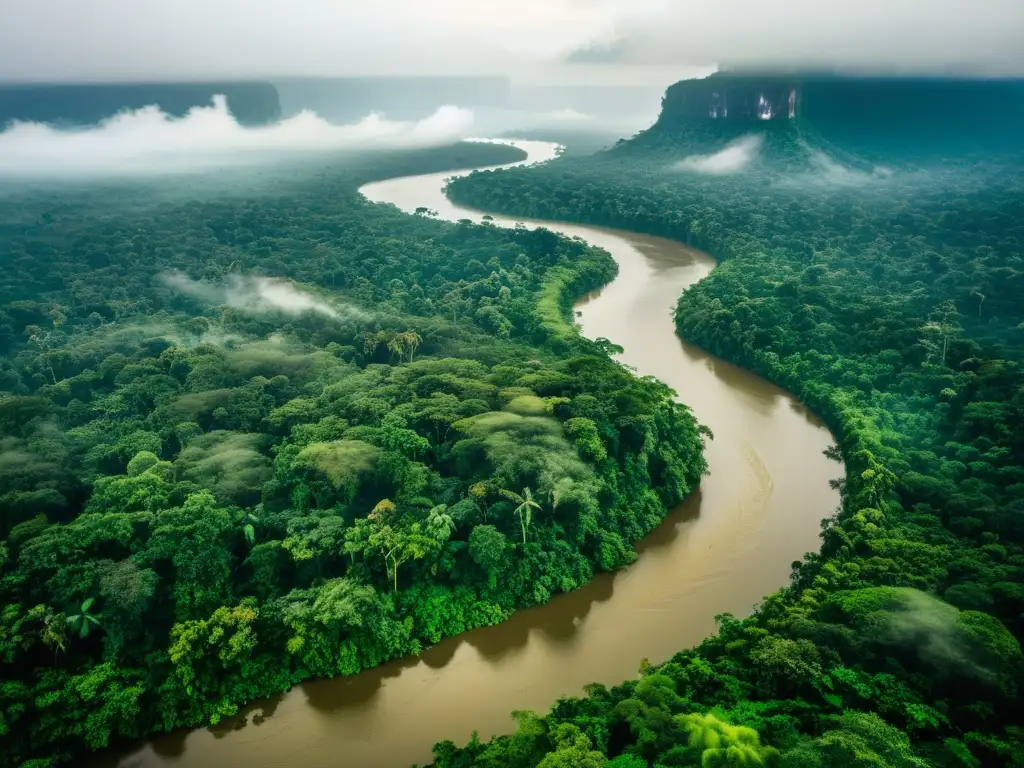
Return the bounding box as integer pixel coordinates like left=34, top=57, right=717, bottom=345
left=920, top=299, right=962, bottom=367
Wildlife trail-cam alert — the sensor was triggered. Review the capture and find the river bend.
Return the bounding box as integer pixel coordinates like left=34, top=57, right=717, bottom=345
left=100, top=139, right=839, bottom=768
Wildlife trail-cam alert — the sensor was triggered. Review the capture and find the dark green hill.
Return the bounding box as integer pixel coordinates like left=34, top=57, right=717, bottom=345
left=0, top=81, right=282, bottom=127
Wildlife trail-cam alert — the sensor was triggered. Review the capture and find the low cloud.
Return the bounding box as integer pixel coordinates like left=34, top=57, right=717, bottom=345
left=0, top=96, right=475, bottom=178
left=873, top=589, right=1013, bottom=689
left=484, top=107, right=597, bottom=132
left=674, top=134, right=763, bottom=175
left=468, top=105, right=652, bottom=137
left=564, top=39, right=630, bottom=65
left=0, top=1, right=1022, bottom=84
left=160, top=271, right=362, bottom=320
left=564, top=0, right=1024, bottom=76
left=771, top=143, right=899, bottom=189
left=801, top=148, right=893, bottom=186
left=535, top=108, right=595, bottom=124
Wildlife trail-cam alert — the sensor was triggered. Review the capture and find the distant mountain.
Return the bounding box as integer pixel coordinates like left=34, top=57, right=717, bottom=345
left=624, top=72, right=1024, bottom=163
left=505, top=83, right=664, bottom=121
left=272, top=77, right=661, bottom=136
left=273, top=76, right=510, bottom=122
left=0, top=76, right=664, bottom=140
left=0, top=81, right=282, bottom=127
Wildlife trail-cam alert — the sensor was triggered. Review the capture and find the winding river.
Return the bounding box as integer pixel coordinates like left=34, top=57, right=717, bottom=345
left=99, top=140, right=839, bottom=768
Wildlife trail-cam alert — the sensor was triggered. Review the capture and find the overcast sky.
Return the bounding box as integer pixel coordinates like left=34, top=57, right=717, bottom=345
left=1, top=0, right=1022, bottom=84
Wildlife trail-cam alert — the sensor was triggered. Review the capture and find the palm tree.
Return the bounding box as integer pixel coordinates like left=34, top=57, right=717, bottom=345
left=971, top=288, right=986, bottom=318
left=66, top=598, right=102, bottom=639
left=500, top=487, right=542, bottom=544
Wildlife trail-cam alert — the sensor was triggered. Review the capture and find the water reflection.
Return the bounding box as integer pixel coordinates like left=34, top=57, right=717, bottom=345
left=302, top=659, right=407, bottom=713
left=150, top=732, right=187, bottom=759
left=467, top=566, right=618, bottom=659
left=637, top=489, right=703, bottom=555
left=208, top=695, right=285, bottom=736
left=420, top=639, right=460, bottom=670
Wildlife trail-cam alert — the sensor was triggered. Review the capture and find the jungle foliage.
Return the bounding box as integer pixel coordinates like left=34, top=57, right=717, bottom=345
left=437, top=113, right=1024, bottom=766
left=0, top=141, right=708, bottom=765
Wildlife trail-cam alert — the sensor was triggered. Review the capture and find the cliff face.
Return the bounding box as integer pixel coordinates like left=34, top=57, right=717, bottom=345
left=0, top=81, right=282, bottom=127
left=650, top=72, right=1024, bottom=159
left=659, top=74, right=800, bottom=122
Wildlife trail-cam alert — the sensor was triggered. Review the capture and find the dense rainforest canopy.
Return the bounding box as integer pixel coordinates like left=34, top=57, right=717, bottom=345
left=0, top=141, right=709, bottom=766
left=438, top=83, right=1024, bottom=767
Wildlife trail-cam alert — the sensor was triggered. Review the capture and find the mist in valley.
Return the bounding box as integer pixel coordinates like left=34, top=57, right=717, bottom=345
left=159, top=270, right=365, bottom=321
left=0, top=95, right=478, bottom=178
left=1, top=4, right=1023, bottom=768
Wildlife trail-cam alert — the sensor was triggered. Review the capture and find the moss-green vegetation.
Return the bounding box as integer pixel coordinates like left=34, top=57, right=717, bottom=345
left=437, top=92, right=1024, bottom=766
left=0, top=142, right=708, bottom=765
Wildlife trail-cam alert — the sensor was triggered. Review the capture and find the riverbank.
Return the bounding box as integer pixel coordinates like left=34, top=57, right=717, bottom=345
left=437, top=131, right=1024, bottom=766
left=96, top=140, right=837, bottom=768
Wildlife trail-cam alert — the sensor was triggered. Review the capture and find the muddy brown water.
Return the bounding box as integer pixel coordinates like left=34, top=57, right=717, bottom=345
left=97, top=140, right=839, bottom=768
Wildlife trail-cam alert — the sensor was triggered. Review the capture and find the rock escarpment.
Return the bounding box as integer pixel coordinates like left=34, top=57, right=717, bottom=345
left=647, top=71, right=1024, bottom=159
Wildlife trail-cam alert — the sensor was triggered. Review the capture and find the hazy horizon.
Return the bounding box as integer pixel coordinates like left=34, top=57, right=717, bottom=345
left=1, top=1, right=1021, bottom=85
left=1, top=0, right=1021, bottom=180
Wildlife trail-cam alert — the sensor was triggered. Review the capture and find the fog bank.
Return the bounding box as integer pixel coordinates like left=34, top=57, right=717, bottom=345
left=674, top=134, right=763, bottom=175
left=0, top=96, right=474, bottom=177
left=160, top=271, right=362, bottom=320
left=3, top=1, right=1022, bottom=83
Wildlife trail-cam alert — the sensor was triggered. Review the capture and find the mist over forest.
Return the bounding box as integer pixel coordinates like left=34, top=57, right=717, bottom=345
left=0, top=77, right=656, bottom=180
left=1, top=5, right=1023, bottom=768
